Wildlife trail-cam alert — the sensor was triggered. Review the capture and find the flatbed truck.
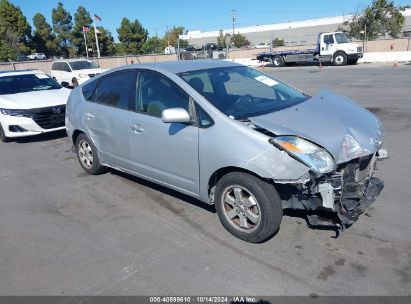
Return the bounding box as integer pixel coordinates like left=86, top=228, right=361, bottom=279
left=257, top=32, right=363, bottom=67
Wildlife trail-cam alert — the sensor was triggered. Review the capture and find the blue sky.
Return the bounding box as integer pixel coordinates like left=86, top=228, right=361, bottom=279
left=12, top=0, right=411, bottom=40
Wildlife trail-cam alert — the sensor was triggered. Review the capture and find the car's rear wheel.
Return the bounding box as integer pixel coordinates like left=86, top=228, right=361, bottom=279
left=76, top=134, right=106, bottom=175
left=0, top=123, right=9, bottom=143
left=215, top=172, right=283, bottom=243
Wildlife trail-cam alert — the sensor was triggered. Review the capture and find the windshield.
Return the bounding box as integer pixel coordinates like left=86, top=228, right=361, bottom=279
left=335, top=33, right=349, bottom=44
left=69, top=60, right=99, bottom=70
left=0, top=74, right=62, bottom=95
left=179, top=66, right=309, bottom=120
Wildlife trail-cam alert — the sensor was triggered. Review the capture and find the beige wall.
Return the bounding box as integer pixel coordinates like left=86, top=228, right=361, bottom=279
left=1, top=38, right=409, bottom=73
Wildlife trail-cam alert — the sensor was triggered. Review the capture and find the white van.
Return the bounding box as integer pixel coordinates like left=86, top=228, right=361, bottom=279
left=50, top=59, right=107, bottom=87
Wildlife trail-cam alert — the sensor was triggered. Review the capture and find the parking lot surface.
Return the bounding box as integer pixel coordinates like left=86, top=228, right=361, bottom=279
left=1, top=63, right=410, bottom=296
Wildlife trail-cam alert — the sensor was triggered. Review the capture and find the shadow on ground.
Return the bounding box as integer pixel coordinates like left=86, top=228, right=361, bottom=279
left=13, top=129, right=67, bottom=144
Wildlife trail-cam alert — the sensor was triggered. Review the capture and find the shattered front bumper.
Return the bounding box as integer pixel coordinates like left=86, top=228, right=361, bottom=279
left=307, top=176, right=384, bottom=230
left=283, top=149, right=387, bottom=232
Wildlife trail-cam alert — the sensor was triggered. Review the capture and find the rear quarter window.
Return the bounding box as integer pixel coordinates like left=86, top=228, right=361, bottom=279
left=82, top=80, right=98, bottom=101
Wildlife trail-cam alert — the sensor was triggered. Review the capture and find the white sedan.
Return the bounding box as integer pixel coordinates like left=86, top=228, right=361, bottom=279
left=0, top=70, right=70, bottom=142
left=27, top=53, right=47, bottom=60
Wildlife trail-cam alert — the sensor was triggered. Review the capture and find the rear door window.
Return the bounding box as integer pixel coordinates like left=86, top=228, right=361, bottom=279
left=94, top=70, right=136, bottom=110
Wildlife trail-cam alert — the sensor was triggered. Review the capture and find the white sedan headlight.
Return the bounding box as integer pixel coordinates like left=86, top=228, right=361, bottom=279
left=271, top=136, right=336, bottom=174
left=78, top=73, right=88, bottom=78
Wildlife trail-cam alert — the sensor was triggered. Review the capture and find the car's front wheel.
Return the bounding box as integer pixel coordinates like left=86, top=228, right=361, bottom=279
left=0, top=123, right=9, bottom=143
left=215, top=172, right=283, bottom=243
left=333, top=52, right=347, bottom=66
left=76, top=134, right=106, bottom=175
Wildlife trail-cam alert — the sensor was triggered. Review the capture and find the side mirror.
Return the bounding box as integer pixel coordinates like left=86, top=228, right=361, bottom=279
left=61, top=81, right=69, bottom=88
left=161, top=108, right=191, bottom=123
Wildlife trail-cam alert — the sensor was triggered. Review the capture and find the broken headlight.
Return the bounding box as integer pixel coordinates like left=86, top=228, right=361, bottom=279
left=338, top=135, right=370, bottom=163
left=271, top=136, right=336, bottom=174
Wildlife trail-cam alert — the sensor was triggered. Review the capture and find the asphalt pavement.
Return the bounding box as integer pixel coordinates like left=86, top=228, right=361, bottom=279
left=0, top=62, right=410, bottom=296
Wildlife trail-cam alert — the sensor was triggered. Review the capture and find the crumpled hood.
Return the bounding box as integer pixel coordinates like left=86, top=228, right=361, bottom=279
left=249, top=90, right=383, bottom=164
left=0, top=88, right=70, bottom=109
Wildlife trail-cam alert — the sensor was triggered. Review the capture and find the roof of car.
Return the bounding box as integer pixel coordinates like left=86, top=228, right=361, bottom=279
left=129, top=60, right=244, bottom=74
left=0, top=69, right=42, bottom=77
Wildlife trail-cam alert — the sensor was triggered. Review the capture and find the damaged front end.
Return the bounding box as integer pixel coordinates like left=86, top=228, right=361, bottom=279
left=280, top=150, right=387, bottom=231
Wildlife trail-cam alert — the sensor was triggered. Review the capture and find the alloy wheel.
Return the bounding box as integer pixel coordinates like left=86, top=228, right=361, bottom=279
left=222, top=185, right=261, bottom=232
left=78, top=140, right=93, bottom=169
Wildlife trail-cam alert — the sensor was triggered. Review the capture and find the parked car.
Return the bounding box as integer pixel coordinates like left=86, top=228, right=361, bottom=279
left=28, top=53, right=47, bottom=60
left=50, top=59, right=107, bottom=88
left=254, top=42, right=270, bottom=49
left=15, top=54, right=30, bottom=61
left=66, top=60, right=387, bottom=243
left=0, top=70, right=70, bottom=142
left=204, top=43, right=218, bottom=50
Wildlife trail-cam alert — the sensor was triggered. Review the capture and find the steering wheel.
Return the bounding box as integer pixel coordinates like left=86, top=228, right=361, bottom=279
left=229, top=94, right=254, bottom=109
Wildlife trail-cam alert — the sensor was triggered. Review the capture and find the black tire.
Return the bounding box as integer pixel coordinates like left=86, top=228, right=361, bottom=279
left=272, top=55, right=285, bottom=67
left=0, top=123, right=9, bottom=143
left=72, top=78, right=79, bottom=88
left=75, top=133, right=106, bottom=175
left=333, top=52, right=347, bottom=66
left=215, top=172, right=283, bottom=243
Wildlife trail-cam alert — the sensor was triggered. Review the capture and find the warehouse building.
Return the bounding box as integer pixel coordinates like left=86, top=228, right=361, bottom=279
left=180, top=9, right=411, bottom=47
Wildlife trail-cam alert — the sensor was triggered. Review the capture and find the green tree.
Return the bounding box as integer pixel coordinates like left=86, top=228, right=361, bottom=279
left=52, top=2, right=73, bottom=57
left=164, top=26, right=188, bottom=48
left=231, top=33, right=250, bottom=48
left=32, top=13, right=59, bottom=56
left=117, top=17, right=148, bottom=54
left=339, top=0, right=406, bottom=40
left=0, top=0, right=31, bottom=60
left=216, top=30, right=230, bottom=49
left=71, top=6, right=92, bottom=57
left=272, top=38, right=285, bottom=47
left=142, top=36, right=164, bottom=54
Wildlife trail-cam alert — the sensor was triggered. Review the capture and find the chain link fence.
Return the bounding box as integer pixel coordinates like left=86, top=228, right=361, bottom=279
left=1, top=37, right=410, bottom=73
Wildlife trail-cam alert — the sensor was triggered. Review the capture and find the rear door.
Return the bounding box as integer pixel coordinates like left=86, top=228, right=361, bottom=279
left=128, top=69, right=200, bottom=194
left=83, top=69, right=137, bottom=169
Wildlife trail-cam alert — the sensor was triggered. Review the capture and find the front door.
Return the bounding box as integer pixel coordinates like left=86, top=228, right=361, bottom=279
left=321, top=34, right=336, bottom=56
left=128, top=70, right=200, bottom=195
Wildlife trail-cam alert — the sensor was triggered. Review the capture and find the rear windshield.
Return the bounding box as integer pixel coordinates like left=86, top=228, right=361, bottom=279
left=69, top=60, right=99, bottom=70
left=0, top=74, right=61, bottom=95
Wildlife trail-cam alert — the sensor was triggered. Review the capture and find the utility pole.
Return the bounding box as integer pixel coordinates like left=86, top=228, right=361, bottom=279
left=231, top=9, right=237, bottom=36
left=166, top=25, right=170, bottom=46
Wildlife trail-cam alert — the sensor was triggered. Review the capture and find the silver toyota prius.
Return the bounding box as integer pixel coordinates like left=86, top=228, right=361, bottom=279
left=66, top=60, right=387, bottom=243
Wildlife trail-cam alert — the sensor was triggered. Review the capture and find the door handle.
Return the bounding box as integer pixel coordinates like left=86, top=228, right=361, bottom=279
left=85, top=113, right=94, bottom=120
left=130, top=123, right=144, bottom=133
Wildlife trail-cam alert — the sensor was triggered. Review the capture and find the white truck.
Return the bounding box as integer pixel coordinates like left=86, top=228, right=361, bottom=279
left=257, top=32, right=363, bottom=67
